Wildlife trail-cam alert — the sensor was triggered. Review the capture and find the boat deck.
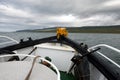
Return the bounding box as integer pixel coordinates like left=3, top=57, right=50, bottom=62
left=60, top=71, right=76, bottom=80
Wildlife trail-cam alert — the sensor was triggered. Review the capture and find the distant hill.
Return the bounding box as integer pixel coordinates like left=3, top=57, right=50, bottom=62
left=17, top=25, right=120, bottom=33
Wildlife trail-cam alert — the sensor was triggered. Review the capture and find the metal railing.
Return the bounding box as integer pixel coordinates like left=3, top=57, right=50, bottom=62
left=0, top=35, right=19, bottom=46
left=88, top=44, right=120, bottom=68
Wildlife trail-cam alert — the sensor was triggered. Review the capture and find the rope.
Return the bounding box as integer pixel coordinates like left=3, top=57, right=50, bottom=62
left=25, top=56, right=40, bottom=80
left=21, top=47, right=37, bottom=61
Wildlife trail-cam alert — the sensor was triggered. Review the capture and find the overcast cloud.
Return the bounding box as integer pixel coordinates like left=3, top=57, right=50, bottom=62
left=0, top=0, right=120, bottom=32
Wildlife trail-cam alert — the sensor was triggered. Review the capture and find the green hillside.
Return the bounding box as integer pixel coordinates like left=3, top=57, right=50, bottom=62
left=17, top=25, right=120, bottom=33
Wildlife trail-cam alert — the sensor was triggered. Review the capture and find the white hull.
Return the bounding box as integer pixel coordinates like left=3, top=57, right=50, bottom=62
left=0, top=31, right=119, bottom=80
left=0, top=61, right=57, bottom=80
left=15, top=42, right=107, bottom=80
left=0, top=54, right=60, bottom=80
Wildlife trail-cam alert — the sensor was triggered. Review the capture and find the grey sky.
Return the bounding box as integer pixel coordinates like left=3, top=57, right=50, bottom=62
left=0, top=0, right=120, bottom=32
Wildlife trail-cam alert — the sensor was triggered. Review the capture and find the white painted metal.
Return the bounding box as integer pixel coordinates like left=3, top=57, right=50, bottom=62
left=96, top=51, right=120, bottom=68
left=1, top=35, right=119, bottom=80
left=35, top=43, right=75, bottom=51
left=88, top=44, right=120, bottom=68
left=0, top=35, right=19, bottom=43
left=13, top=43, right=120, bottom=80
left=0, top=61, right=57, bottom=80
left=89, top=44, right=120, bottom=53
left=15, top=47, right=34, bottom=60
left=0, top=54, right=60, bottom=80
left=0, top=41, right=15, bottom=46
left=34, top=43, right=76, bottom=71
left=88, top=44, right=120, bottom=80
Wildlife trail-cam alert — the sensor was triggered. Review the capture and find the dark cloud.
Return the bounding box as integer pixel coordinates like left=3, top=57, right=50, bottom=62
left=0, top=0, right=120, bottom=31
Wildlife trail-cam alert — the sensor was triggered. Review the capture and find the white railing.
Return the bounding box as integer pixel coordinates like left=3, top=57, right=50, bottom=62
left=88, top=44, right=120, bottom=68
left=0, top=35, right=19, bottom=47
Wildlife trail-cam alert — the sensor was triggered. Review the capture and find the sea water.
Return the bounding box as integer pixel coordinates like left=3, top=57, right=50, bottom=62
left=0, top=32, right=120, bottom=65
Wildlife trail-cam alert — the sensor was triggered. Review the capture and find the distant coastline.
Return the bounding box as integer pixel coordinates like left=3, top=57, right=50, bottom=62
left=17, top=25, right=120, bottom=33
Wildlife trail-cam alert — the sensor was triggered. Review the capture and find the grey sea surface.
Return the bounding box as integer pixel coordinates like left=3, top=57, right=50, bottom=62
left=0, top=32, right=120, bottom=65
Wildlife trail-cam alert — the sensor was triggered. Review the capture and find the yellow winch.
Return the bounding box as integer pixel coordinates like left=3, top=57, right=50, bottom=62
left=56, top=28, right=68, bottom=39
